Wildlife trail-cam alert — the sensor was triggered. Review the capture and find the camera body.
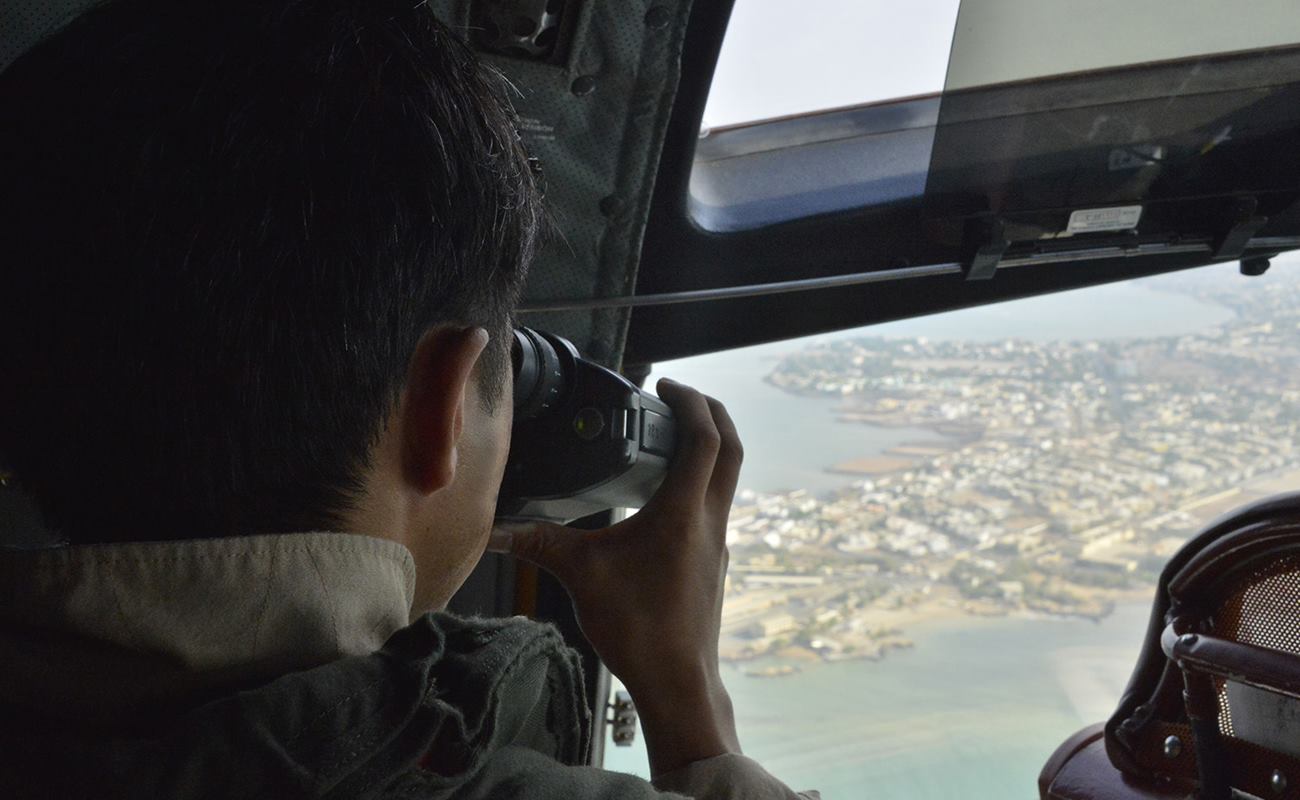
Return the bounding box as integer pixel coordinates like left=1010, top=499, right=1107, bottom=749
left=497, top=328, right=675, bottom=523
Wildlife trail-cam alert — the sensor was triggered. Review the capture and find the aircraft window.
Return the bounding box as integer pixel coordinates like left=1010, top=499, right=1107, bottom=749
left=691, top=1, right=1300, bottom=232
left=605, top=254, right=1300, bottom=796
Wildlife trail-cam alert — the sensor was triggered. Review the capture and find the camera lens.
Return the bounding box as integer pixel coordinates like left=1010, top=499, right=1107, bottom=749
left=511, top=327, right=577, bottom=420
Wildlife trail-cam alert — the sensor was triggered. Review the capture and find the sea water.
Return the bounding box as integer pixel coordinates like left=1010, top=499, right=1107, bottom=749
left=605, top=603, right=1150, bottom=798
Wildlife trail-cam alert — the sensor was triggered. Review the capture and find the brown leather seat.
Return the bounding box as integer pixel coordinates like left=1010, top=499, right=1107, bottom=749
left=1040, top=724, right=1191, bottom=800
left=1041, top=493, right=1300, bottom=800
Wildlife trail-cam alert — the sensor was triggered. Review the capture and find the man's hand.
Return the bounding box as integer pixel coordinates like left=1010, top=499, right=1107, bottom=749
left=488, top=378, right=743, bottom=776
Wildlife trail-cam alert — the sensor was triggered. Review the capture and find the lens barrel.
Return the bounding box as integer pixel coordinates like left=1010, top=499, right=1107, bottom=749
left=511, top=327, right=578, bottom=420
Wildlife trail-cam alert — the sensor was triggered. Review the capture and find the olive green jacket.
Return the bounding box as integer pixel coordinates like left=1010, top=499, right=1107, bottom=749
left=0, top=533, right=813, bottom=799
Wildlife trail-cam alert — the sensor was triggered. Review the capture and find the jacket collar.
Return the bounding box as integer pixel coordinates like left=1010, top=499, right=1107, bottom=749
left=0, top=532, right=416, bottom=722
left=0, top=534, right=592, bottom=797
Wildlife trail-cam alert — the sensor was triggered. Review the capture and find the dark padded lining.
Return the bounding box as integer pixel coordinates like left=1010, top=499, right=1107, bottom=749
left=431, top=1, right=696, bottom=368
left=0, top=0, right=105, bottom=76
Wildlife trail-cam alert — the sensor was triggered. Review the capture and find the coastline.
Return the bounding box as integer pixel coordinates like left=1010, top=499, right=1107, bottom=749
left=824, top=431, right=972, bottom=477
left=722, top=584, right=1149, bottom=675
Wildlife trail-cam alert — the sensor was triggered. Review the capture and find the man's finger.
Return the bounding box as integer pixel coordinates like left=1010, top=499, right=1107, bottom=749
left=704, top=395, right=743, bottom=509
left=653, top=378, right=721, bottom=505
left=488, top=521, right=584, bottom=585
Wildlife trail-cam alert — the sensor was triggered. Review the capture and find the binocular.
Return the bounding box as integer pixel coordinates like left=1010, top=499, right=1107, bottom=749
left=496, top=328, right=676, bottom=523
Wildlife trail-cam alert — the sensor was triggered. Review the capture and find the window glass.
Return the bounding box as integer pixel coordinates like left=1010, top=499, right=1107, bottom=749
left=945, top=0, right=1300, bottom=91
left=604, top=254, right=1300, bottom=796
left=692, top=1, right=1300, bottom=232
left=705, top=0, right=1300, bottom=129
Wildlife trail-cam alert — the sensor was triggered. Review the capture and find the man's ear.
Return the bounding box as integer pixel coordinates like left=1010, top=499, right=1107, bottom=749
left=400, top=326, right=491, bottom=495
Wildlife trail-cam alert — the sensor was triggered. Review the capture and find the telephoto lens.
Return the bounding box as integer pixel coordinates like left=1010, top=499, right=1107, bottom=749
left=498, top=328, right=676, bottom=523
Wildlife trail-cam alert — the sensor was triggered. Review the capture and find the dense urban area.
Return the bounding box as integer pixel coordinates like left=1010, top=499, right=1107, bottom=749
left=721, top=269, right=1300, bottom=676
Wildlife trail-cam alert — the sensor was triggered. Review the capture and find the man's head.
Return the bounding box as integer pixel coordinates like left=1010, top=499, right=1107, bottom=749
left=0, top=0, right=543, bottom=606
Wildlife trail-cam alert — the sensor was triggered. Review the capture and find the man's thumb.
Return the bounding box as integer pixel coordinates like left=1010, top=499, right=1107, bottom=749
left=488, top=521, right=580, bottom=580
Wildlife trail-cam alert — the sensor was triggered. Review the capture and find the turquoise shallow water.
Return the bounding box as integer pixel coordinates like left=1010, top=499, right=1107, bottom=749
left=604, top=603, right=1151, bottom=798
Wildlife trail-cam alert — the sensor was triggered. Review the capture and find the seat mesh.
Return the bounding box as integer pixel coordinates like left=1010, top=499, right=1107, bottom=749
left=1216, top=555, right=1300, bottom=655
left=1211, top=554, right=1300, bottom=740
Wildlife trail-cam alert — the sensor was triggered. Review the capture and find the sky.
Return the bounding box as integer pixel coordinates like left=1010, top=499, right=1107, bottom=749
left=700, top=0, right=960, bottom=127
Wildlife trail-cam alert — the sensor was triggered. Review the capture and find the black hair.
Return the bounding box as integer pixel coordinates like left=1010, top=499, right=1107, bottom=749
left=0, top=0, right=543, bottom=542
